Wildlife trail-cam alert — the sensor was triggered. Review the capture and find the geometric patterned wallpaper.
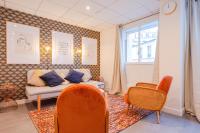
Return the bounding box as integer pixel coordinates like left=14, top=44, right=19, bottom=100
left=0, top=6, right=100, bottom=101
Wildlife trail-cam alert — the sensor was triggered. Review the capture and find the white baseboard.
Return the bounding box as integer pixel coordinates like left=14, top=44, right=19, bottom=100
left=162, top=106, right=185, bottom=116
left=16, top=99, right=32, bottom=105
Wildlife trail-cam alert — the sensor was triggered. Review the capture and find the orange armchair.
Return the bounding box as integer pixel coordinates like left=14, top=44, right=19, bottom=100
left=54, top=84, right=109, bottom=133
left=124, top=76, right=173, bottom=123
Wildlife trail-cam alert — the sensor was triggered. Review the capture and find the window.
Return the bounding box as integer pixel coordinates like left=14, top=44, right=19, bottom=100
left=125, top=21, right=158, bottom=63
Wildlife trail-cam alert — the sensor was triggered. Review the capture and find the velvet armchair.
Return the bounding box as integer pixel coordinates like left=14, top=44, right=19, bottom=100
left=54, top=84, right=109, bottom=133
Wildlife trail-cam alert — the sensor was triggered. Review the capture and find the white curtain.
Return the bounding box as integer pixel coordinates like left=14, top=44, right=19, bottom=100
left=152, top=29, right=160, bottom=84
left=184, top=0, right=200, bottom=121
left=110, top=25, right=127, bottom=94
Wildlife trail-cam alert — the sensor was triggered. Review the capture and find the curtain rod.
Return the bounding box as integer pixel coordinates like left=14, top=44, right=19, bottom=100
left=120, top=11, right=160, bottom=27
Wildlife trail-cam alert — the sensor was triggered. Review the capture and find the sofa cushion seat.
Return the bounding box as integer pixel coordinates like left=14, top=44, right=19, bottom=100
left=26, top=68, right=105, bottom=102
left=26, top=81, right=104, bottom=97
left=26, top=84, right=70, bottom=96
left=81, top=80, right=105, bottom=89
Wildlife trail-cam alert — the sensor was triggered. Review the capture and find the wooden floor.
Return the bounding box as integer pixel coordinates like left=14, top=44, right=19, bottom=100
left=0, top=99, right=200, bottom=133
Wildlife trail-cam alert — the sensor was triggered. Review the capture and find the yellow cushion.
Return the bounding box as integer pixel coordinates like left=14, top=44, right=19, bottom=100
left=28, top=70, right=46, bottom=86
left=55, top=71, right=69, bottom=85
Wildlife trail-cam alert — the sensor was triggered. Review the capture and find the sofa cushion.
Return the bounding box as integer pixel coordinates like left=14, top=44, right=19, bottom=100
left=27, top=69, right=50, bottom=82
left=40, top=71, right=64, bottom=87
left=65, top=70, right=84, bottom=83
left=54, top=69, right=70, bottom=85
left=27, top=70, right=46, bottom=87
left=54, top=69, right=69, bottom=77
left=75, top=69, right=92, bottom=82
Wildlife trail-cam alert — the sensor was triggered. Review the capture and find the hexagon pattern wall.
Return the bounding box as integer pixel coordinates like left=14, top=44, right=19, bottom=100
left=0, top=7, right=100, bottom=101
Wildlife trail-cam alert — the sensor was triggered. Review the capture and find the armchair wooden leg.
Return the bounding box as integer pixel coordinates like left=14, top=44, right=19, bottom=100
left=37, top=95, right=41, bottom=112
left=127, top=104, right=130, bottom=115
left=131, top=105, right=133, bottom=110
left=156, top=111, right=160, bottom=124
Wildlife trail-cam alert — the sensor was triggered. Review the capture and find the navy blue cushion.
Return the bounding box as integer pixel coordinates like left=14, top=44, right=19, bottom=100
left=40, top=71, right=64, bottom=87
left=65, top=70, right=84, bottom=83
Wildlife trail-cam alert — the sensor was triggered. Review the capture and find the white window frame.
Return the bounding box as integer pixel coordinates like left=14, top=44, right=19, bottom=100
left=123, top=20, right=159, bottom=65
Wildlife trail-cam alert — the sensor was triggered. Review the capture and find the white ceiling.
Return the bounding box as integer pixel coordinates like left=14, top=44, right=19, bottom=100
left=1, top=0, right=160, bottom=31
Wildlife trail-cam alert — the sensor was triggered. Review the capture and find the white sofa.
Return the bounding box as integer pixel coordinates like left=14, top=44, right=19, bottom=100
left=25, top=69, right=104, bottom=111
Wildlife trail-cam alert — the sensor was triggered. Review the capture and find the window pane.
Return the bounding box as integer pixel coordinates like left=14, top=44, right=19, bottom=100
left=140, top=23, right=158, bottom=63
left=127, top=46, right=139, bottom=62
left=127, top=31, right=139, bottom=62
left=127, top=31, right=139, bottom=46
left=125, top=20, right=158, bottom=63
left=140, top=43, right=156, bottom=62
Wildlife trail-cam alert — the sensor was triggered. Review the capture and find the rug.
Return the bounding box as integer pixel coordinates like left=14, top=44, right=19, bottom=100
left=29, top=95, right=151, bottom=133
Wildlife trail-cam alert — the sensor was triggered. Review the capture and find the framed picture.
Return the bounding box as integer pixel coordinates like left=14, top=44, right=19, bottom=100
left=52, top=31, right=74, bottom=64
left=82, top=37, right=97, bottom=65
left=6, top=22, right=40, bottom=64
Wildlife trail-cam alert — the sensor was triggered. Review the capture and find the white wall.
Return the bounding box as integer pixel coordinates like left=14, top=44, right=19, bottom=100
left=100, top=0, right=185, bottom=117
left=126, top=64, right=154, bottom=87
left=100, top=27, right=154, bottom=91
left=100, top=27, right=116, bottom=90
left=159, top=0, right=184, bottom=116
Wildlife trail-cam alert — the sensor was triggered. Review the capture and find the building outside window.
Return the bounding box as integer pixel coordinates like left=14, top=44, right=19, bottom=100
left=125, top=20, right=158, bottom=63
